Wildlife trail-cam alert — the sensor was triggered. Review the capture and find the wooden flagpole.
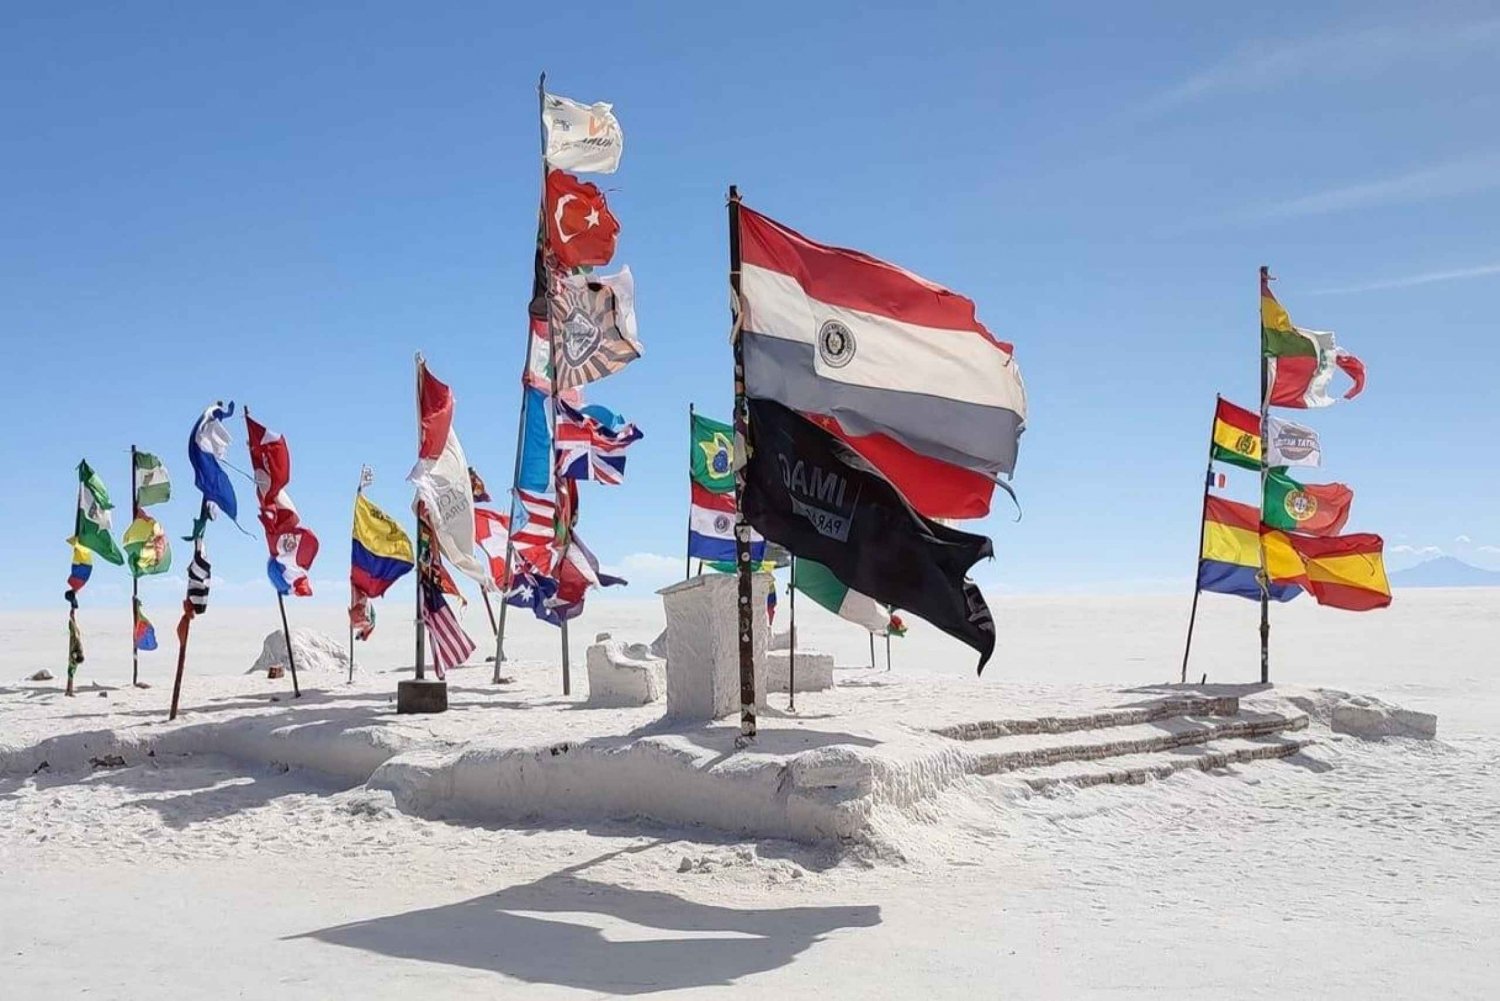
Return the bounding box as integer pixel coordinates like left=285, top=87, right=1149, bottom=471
left=787, top=556, right=797, bottom=711
left=169, top=498, right=208, bottom=720
left=129, top=444, right=140, bottom=687
left=1257, top=267, right=1272, bottom=685
left=1180, top=396, right=1219, bottom=684
left=729, top=184, right=756, bottom=743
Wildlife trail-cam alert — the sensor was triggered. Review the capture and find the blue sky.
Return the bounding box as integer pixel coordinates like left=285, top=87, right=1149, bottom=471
left=3, top=1, right=1498, bottom=612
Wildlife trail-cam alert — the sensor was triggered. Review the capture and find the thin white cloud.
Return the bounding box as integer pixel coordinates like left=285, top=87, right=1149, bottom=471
left=1478, top=545, right=1500, bottom=555
left=1313, top=262, right=1500, bottom=295
left=1389, top=544, right=1444, bottom=556
left=1456, top=535, right=1473, bottom=544
left=1137, top=18, right=1500, bottom=117
left=1226, top=153, right=1500, bottom=225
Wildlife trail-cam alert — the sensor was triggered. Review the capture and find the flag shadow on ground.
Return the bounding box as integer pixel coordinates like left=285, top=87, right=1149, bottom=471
left=295, top=852, right=880, bottom=994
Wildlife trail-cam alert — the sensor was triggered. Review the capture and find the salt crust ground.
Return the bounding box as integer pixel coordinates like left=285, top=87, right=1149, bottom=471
left=3, top=589, right=1498, bottom=997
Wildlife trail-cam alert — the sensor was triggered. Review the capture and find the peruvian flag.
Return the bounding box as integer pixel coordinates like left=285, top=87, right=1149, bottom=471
left=407, top=357, right=491, bottom=589
left=546, top=170, right=620, bottom=269
left=245, top=414, right=320, bottom=597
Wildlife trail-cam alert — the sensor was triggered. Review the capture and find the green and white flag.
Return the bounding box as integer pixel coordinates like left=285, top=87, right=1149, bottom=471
left=794, top=558, right=892, bottom=634
left=76, top=460, right=124, bottom=565
left=134, top=451, right=171, bottom=506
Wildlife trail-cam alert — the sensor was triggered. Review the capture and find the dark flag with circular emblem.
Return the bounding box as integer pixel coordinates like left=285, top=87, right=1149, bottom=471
left=741, top=397, right=996, bottom=672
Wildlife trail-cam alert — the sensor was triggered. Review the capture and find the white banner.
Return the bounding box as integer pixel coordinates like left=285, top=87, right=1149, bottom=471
left=1266, top=416, right=1322, bottom=468
left=543, top=92, right=623, bottom=174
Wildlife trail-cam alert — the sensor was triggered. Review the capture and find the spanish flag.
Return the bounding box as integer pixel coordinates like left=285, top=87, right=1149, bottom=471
left=1198, top=497, right=1301, bottom=602
left=1266, top=530, right=1391, bottom=612
left=1211, top=397, right=1261, bottom=471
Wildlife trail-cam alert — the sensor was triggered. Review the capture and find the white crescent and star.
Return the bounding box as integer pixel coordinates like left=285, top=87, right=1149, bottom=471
left=553, top=193, right=603, bottom=245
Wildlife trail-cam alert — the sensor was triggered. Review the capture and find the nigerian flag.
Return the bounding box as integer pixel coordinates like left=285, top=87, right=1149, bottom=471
left=134, top=451, right=171, bottom=506
left=75, top=460, right=124, bottom=565
left=794, top=558, right=892, bottom=634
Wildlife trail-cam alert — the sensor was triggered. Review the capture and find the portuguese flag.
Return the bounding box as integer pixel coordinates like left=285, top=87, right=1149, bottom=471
left=1211, top=397, right=1260, bottom=470
left=1261, top=267, right=1366, bottom=409
left=1262, top=469, right=1353, bottom=537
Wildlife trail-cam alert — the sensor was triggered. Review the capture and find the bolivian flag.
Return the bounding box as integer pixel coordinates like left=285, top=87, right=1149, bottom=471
left=1211, top=397, right=1261, bottom=470
left=1198, top=497, right=1301, bottom=601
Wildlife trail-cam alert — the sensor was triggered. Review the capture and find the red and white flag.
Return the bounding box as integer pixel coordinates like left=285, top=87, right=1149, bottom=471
left=407, top=357, right=491, bottom=589
left=420, top=579, right=475, bottom=678
left=510, top=490, right=557, bottom=573
left=245, top=413, right=320, bottom=597
left=737, top=205, right=1026, bottom=518
left=546, top=170, right=620, bottom=269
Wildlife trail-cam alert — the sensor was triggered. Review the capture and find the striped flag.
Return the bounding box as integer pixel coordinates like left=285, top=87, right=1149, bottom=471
left=510, top=489, right=557, bottom=571
left=421, top=579, right=475, bottom=678
left=186, top=542, right=211, bottom=613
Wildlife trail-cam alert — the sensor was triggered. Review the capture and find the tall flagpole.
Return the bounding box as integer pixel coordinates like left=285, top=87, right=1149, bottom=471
left=685, top=402, right=695, bottom=580
left=1257, top=267, right=1272, bottom=685
left=169, top=498, right=208, bottom=720
left=65, top=466, right=84, bottom=698
left=245, top=405, right=301, bottom=699
left=787, top=556, right=797, bottom=711
left=413, top=355, right=427, bottom=682
left=129, top=444, right=140, bottom=687
left=1180, top=396, right=1219, bottom=684
left=729, top=184, right=756, bottom=743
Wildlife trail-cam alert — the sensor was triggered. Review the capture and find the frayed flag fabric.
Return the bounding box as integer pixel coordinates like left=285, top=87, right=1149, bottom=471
left=551, top=267, right=642, bottom=390
left=555, top=399, right=642, bottom=484
left=124, top=511, right=172, bottom=577
left=133, top=451, right=171, bottom=507
left=1261, top=269, right=1366, bottom=409
left=420, top=578, right=475, bottom=678
left=186, top=542, right=211, bottom=614
left=246, top=414, right=320, bottom=597
left=407, top=358, right=491, bottom=589
left=542, top=91, right=624, bottom=174
left=188, top=402, right=238, bottom=521
left=552, top=533, right=626, bottom=616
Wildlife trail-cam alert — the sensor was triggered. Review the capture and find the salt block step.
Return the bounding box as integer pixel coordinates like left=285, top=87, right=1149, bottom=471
left=962, top=711, right=1308, bottom=776
left=933, top=696, right=1240, bottom=742
left=994, top=734, right=1317, bottom=792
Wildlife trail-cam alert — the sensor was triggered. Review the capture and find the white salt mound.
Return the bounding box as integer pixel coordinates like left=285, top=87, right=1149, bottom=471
left=1289, top=688, right=1438, bottom=740
left=248, top=628, right=351, bottom=676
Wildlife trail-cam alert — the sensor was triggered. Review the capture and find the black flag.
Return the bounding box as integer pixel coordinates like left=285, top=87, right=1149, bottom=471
left=741, top=398, right=996, bottom=672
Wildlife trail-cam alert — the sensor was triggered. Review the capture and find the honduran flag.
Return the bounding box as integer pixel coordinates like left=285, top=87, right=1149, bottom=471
left=737, top=205, right=1026, bottom=519
left=687, top=481, right=765, bottom=564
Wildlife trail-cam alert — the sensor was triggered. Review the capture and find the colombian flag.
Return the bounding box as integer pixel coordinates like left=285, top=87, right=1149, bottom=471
left=1198, top=497, right=1301, bottom=602
left=1210, top=397, right=1260, bottom=471
left=67, top=540, right=93, bottom=592
left=1266, top=531, right=1391, bottom=612
left=351, top=493, right=414, bottom=599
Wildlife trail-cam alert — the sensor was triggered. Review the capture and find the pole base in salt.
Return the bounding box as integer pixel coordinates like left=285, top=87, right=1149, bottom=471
left=396, top=679, right=448, bottom=715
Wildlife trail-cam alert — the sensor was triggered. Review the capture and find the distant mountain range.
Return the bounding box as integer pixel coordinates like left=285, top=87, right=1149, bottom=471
left=1389, top=556, right=1500, bottom=588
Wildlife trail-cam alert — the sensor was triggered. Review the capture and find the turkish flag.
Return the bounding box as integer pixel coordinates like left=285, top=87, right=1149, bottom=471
left=546, top=169, right=620, bottom=269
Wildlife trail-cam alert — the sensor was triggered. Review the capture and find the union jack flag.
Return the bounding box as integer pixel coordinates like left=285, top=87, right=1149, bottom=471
left=555, top=400, right=642, bottom=485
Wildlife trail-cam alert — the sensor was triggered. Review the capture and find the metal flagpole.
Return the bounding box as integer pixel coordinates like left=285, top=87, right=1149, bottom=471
left=728, top=185, right=756, bottom=744
left=349, top=467, right=363, bottom=685
left=1257, top=267, right=1272, bottom=685
left=885, top=629, right=892, bottom=672
left=869, top=632, right=876, bottom=670
left=1180, top=397, right=1220, bottom=684
left=66, top=471, right=84, bottom=698
left=787, top=556, right=797, bottom=711
left=129, top=444, right=140, bottom=687
left=685, top=402, right=695, bottom=580
left=277, top=591, right=301, bottom=698
left=413, top=355, right=427, bottom=682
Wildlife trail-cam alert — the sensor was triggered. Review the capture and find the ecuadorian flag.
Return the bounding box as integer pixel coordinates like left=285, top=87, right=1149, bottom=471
left=1198, top=497, right=1302, bottom=602
left=351, top=493, right=414, bottom=599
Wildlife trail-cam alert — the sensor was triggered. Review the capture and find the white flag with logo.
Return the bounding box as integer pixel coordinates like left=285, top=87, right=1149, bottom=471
left=543, top=93, right=623, bottom=174
left=1266, top=416, right=1322, bottom=468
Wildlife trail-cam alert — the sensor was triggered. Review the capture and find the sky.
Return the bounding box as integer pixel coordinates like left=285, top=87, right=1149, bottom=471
left=3, top=1, right=1499, bottom=615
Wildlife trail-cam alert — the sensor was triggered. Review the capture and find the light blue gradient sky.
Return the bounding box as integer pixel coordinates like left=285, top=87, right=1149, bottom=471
left=4, top=1, right=1498, bottom=612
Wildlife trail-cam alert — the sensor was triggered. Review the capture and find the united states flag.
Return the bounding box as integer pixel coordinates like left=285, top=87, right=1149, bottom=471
left=421, top=579, right=474, bottom=678
left=555, top=400, right=642, bottom=485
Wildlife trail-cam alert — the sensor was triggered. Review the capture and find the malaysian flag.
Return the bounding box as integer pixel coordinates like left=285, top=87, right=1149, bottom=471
left=555, top=400, right=642, bottom=485
left=421, top=578, right=475, bottom=678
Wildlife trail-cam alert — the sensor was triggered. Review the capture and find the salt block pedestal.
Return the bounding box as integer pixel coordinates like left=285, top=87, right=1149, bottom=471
left=765, top=650, right=835, bottom=693
left=586, top=639, right=666, bottom=707
left=658, top=571, right=773, bottom=720
left=397, top=678, right=448, bottom=714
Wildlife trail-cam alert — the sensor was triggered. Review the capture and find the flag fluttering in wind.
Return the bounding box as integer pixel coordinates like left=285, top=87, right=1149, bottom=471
left=551, top=267, right=642, bottom=390
left=75, top=460, right=124, bottom=565
left=408, top=358, right=492, bottom=589
left=350, top=488, right=414, bottom=640
left=741, top=398, right=996, bottom=672
left=124, top=512, right=172, bottom=577
left=1261, top=270, right=1366, bottom=409
left=188, top=402, right=238, bottom=522
left=737, top=205, right=1025, bottom=519
left=474, top=507, right=513, bottom=587
left=1210, top=397, right=1261, bottom=471
left=504, top=569, right=563, bottom=626
left=793, top=558, right=896, bottom=634
left=246, top=414, right=321, bottom=597
left=67, top=604, right=84, bottom=682
left=1265, top=416, right=1322, bottom=468
left=420, top=576, right=475, bottom=678
left=552, top=533, right=626, bottom=619
left=687, top=412, right=766, bottom=565
left=1197, top=496, right=1303, bottom=602
left=133, top=598, right=158, bottom=652
left=133, top=451, right=171, bottom=507
left=185, top=545, right=211, bottom=615
left=509, top=489, right=557, bottom=572
left=542, top=92, right=624, bottom=174
left=555, top=399, right=642, bottom=484
left=545, top=170, right=620, bottom=270
left=1264, top=530, right=1391, bottom=611
left=66, top=541, right=93, bottom=592
left=1262, top=470, right=1353, bottom=536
